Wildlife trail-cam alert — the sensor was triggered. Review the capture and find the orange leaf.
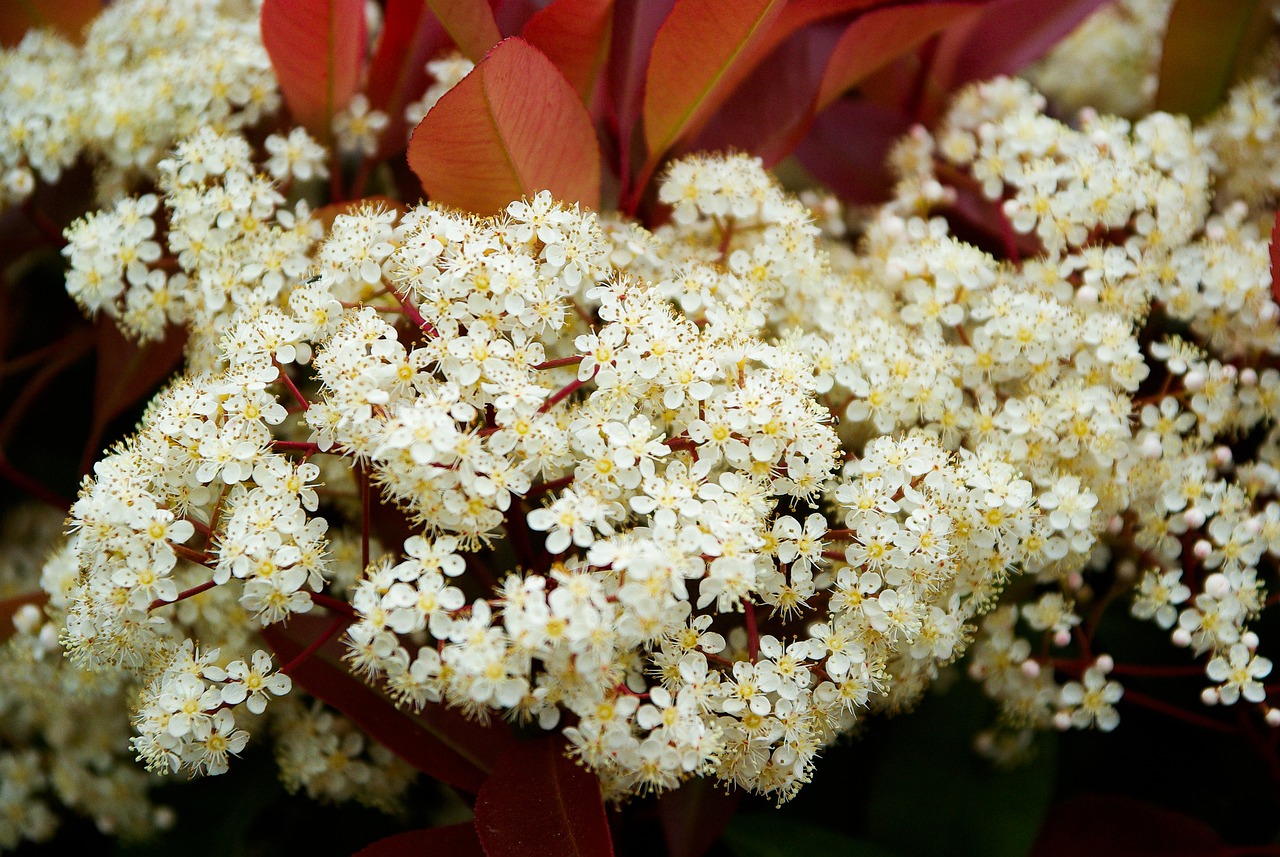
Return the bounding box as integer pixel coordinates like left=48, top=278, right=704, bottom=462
left=815, top=3, right=983, bottom=112
left=262, top=614, right=514, bottom=793
left=366, top=0, right=451, bottom=158
left=473, top=736, right=614, bottom=857
left=0, top=0, right=100, bottom=47
left=641, top=0, right=785, bottom=165
left=261, top=0, right=367, bottom=140
left=408, top=37, right=601, bottom=214
left=521, top=0, right=614, bottom=102
left=749, top=0, right=885, bottom=61
left=426, top=0, right=502, bottom=63
left=1155, top=0, right=1270, bottom=121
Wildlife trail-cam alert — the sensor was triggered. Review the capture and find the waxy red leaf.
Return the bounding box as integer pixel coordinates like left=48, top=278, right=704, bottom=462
left=408, top=37, right=601, bottom=214
left=0, top=0, right=101, bottom=46
left=86, top=321, right=187, bottom=471
left=657, top=777, right=742, bottom=857
left=474, top=736, right=614, bottom=857
left=925, top=0, right=1110, bottom=115
left=1155, top=0, right=1271, bottom=121
left=815, top=3, right=983, bottom=112
left=642, top=0, right=785, bottom=165
left=690, top=22, right=840, bottom=165
left=356, top=823, right=485, bottom=857
left=1270, top=210, right=1280, bottom=305
left=262, top=614, right=514, bottom=793
left=521, top=0, right=614, bottom=102
left=261, top=0, right=367, bottom=140
left=606, top=0, right=676, bottom=187
left=366, top=0, right=451, bottom=158
left=1031, top=795, right=1223, bottom=857
left=426, top=0, right=502, bottom=63
left=795, top=98, right=913, bottom=204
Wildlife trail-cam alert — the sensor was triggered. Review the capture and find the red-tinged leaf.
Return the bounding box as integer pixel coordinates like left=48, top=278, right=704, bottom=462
left=815, top=3, right=984, bottom=112
left=657, top=777, right=742, bottom=857
left=427, top=0, right=502, bottom=63
left=1030, top=795, right=1222, bottom=857
left=87, top=322, right=187, bottom=466
left=927, top=0, right=1110, bottom=89
left=1155, top=0, right=1271, bottom=121
left=366, top=0, right=450, bottom=158
left=357, top=824, right=485, bottom=857
left=794, top=97, right=912, bottom=204
left=408, top=37, right=601, bottom=214
left=690, top=22, right=842, bottom=165
left=261, top=0, right=367, bottom=140
left=521, top=0, right=614, bottom=102
left=473, top=736, right=614, bottom=857
left=606, top=0, right=676, bottom=182
left=262, top=614, right=514, bottom=793
left=748, top=0, right=886, bottom=62
left=490, top=0, right=541, bottom=38
left=1270, top=210, right=1280, bottom=304
left=0, top=0, right=101, bottom=46
left=642, top=0, right=786, bottom=165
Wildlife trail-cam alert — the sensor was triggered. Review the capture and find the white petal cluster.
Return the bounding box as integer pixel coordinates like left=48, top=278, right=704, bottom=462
left=0, top=0, right=278, bottom=209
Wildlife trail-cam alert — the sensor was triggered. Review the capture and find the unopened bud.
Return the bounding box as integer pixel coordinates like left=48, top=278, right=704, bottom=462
left=1172, top=628, right=1192, bottom=647
left=1243, top=631, right=1260, bottom=650
left=1183, top=508, right=1206, bottom=529
left=1193, top=539, right=1212, bottom=560
left=1021, top=659, right=1042, bottom=679
left=1095, top=654, right=1114, bottom=674
left=1053, top=711, right=1073, bottom=731
left=1053, top=629, right=1073, bottom=648
left=1201, top=687, right=1220, bottom=706
left=1266, top=708, right=1280, bottom=727
left=1204, top=573, right=1230, bottom=599
left=1184, top=370, right=1205, bottom=391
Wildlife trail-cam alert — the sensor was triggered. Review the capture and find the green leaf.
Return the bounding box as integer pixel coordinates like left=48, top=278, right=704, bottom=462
left=724, top=815, right=905, bottom=857
left=1155, top=0, right=1271, bottom=120
left=864, top=681, right=1058, bottom=857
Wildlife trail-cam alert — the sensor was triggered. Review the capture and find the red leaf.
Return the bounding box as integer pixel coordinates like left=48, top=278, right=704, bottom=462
left=473, top=736, right=614, bottom=857
left=357, top=824, right=485, bottom=857
left=641, top=0, right=786, bottom=166
left=815, top=2, right=984, bottom=112
left=521, top=0, right=615, bottom=102
left=87, top=322, right=187, bottom=467
left=1270, top=210, right=1280, bottom=305
left=1030, top=795, right=1222, bottom=857
left=0, top=0, right=101, bottom=46
left=261, top=614, right=514, bottom=793
left=925, top=0, right=1111, bottom=112
left=366, top=0, right=450, bottom=158
left=261, top=0, right=367, bottom=140
left=690, top=22, right=841, bottom=165
left=748, top=0, right=885, bottom=61
left=1155, top=0, right=1271, bottom=121
left=605, top=0, right=676, bottom=184
left=408, top=37, right=601, bottom=214
left=794, top=97, right=912, bottom=204
left=657, top=777, right=741, bottom=857
left=427, top=0, right=502, bottom=63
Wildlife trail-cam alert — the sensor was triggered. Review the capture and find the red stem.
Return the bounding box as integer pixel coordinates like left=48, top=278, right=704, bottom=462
left=149, top=579, right=218, bottom=612
left=311, top=592, right=358, bottom=620
left=280, top=614, right=350, bottom=676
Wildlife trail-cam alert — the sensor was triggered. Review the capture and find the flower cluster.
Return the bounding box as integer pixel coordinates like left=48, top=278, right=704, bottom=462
left=0, top=0, right=278, bottom=209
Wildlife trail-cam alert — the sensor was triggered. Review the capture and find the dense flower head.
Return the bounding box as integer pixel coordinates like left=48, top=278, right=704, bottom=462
left=0, top=0, right=278, bottom=210
left=4, top=6, right=1280, bottom=843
